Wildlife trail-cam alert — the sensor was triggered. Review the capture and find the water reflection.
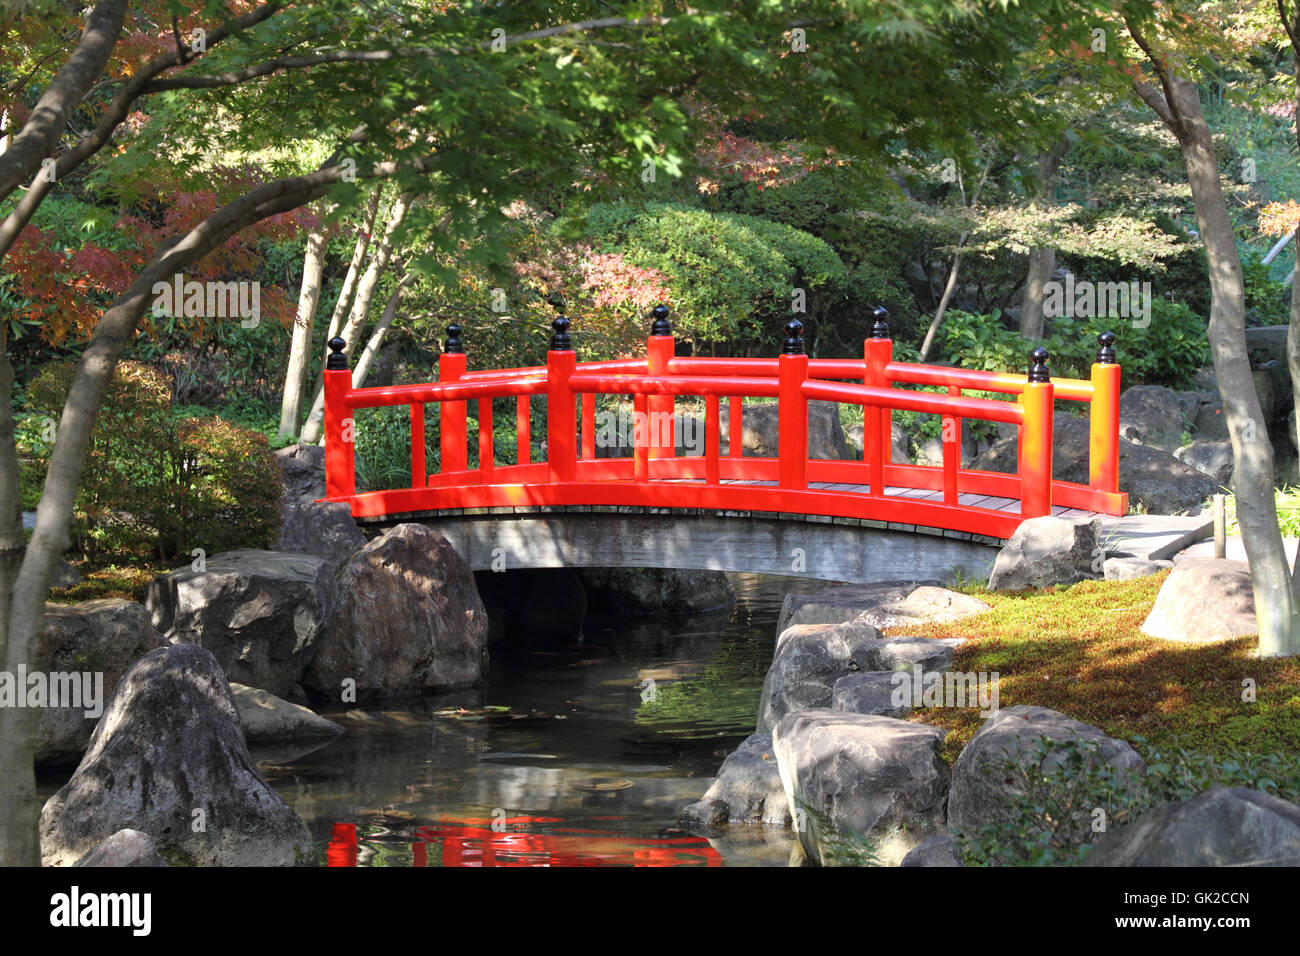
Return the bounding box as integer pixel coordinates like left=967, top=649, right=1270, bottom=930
left=259, top=572, right=833, bottom=867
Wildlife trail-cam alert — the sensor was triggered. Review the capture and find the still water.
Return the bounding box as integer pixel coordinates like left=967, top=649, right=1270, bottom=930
left=258, top=572, right=828, bottom=867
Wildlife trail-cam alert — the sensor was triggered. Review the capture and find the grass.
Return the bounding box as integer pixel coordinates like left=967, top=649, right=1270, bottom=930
left=886, top=573, right=1300, bottom=765
left=50, top=561, right=171, bottom=603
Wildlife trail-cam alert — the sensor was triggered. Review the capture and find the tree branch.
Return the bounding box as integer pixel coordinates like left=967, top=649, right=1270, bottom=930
left=0, top=0, right=128, bottom=201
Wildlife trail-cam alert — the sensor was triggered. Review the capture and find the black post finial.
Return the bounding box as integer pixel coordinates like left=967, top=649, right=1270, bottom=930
left=783, top=318, right=805, bottom=355
left=1028, top=346, right=1051, bottom=383
left=1096, top=330, right=1117, bottom=365
left=550, top=315, right=572, bottom=351
left=326, top=336, right=348, bottom=370
left=444, top=324, right=464, bottom=354
left=650, top=304, right=672, bottom=336
left=870, top=306, right=890, bottom=339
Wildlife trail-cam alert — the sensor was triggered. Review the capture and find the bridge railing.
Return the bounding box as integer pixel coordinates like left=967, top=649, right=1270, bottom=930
left=321, top=305, right=1128, bottom=538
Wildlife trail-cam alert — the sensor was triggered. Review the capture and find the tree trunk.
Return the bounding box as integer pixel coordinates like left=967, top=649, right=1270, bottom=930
left=300, top=192, right=413, bottom=444
left=325, top=187, right=383, bottom=342
left=1165, top=76, right=1297, bottom=657
left=1020, top=139, right=1069, bottom=340
left=353, top=270, right=415, bottom=388
left=278, top=219, right=328, bottom=440
left=1288, top=47, right=1300, bottom=605
left=919, top=252, right=964, bottom=360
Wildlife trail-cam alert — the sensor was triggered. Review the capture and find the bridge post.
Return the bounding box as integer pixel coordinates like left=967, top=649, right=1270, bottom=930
left=323, top=337, right=356, bottom=500
left=439, top=324, right=468, bottom=473
left=864, top=306, right=892, bottom=495
left=779, top=319, right=809, bottom=490
left=1018, top=347, right=1054, bottom=517
left=1089, top=331, right=1121, bottom=495
left=547, top=315, right=578, bottom=483
left=647, top=304, right=674, bottom=460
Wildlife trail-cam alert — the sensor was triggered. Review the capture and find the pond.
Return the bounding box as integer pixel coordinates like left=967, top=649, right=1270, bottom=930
left=256, top=572, right=830, bottom=867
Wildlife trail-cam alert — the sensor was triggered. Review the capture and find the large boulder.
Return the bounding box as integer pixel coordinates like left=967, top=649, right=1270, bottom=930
left=680, top=732, right=790, bottom=826
left=777, top=581, right=922, bottom=633
left=33, top=599, right=168, bottom=766
left=1119, top=385, right=1187, bottom=452
left=1104, top=556, right=1173, bottom=581
left=74, top=829, right=168, bottom=867
left=720, top=400, right=852, bottom=461
left=987, top=516, right=1102, bottom=591
left=757, top=620, right=884, bottom=734
left=274, top=443, right=326, bottom=505
left=1174, top=439, right=1234, bottom=488
left=1139, top=558, right=1256, bottom=643
left=40, top=643, right=312, bottom=867
left=947, top=705, right=1145, bottom=836
left=846, top=422, right=911, bottom=463
left=855, top=586, right=990, bottom=630
left=831, top=672, right=911, bottom=718
left=230, top=683, right=343, bottom=744
left=304, top=524, right=488, bottom=698
left=579, top=567, right=735, bottom=615
left=1194, top=401, right=1230, bottom=440
left=971, top=412, right=1215, bottom=515
left=276, top=500, right=366, bottom=572
left=899, top=834, right=962, bottom=867
left=1084, top=787, right=1300, bottom=867
left=773, top=710, right=950, bottom=866
left=146, top=550, right=337, bottom=698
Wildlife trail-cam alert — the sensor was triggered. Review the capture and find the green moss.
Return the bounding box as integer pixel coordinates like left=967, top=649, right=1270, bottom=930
left=886, top=574, right=1300, bottom=763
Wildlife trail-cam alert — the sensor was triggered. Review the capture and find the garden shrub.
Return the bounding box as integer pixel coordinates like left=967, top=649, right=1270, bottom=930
left=25, top=360, right=280, bottom=562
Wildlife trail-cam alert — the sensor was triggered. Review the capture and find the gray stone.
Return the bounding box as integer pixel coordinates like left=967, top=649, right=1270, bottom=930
left=1119, top=385, right=1186, bottom=452
left=773, top=710, right=950, bottom=866
left=231, top=682, right=343, bottom=743
left=682, top=732, right=789, bottom=826
left=304, top=524, right=488, bottom=697
left=876, top=636, right=956, bottom=672
left=1104, top=556, right=1173, bottom=581
left=972, top=412, right=1215, bottom=515
left=276, top=500, right=366, bottom=572
left=947, top=705, right=1145, bottom=836
left=52, top=559, right=82, bottom=589
left=74, top=829, right=168, bottom=867
left=1176, top=391, right=1203, bottom=424
left=720, top=400, right=852, bottom=461
left=891, top=422, right=910, bottom=464
left=1139, top=558, right=1256, bottom=643
left=274, top=442, right=326, bottom=506
left=988, top=516, right=1103, bottom=590
left=1194, top=401, right=1230, bottom=440
left=40, top=643, right=312, bottom=867
left=34, top=600, right=168, bottom=766
left=1084, top=786, right=1300, bottom=867
left=832, top=671, right=911, bottom=717
left=854, top=585, right=989, bottom=631
left=899, top=834, right=962, bottom=867
left=1174, top=439, right=1234, bottom=487
left=777, top=581, right=923, bottom=633
left=146, top=550, right=337, bottom=699
left=578, top=566, right=735, bottom=615
left=757, top=620, right=885, bottom=734
left=1191, top=367, right=1220, bottom=403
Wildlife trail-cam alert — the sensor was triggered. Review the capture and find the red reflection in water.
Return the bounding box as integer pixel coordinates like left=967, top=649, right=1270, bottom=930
left=327, top=815, right=721, bottom=867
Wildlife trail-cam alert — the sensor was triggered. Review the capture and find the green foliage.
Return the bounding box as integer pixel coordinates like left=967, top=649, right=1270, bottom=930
left=1241, top=250, right=1291, bottom=327
left=578, top=201, right=847, bottom=353
left=956, top=736, right=1300, bottom=866
left=1225, top=486, right=1300, bottom=537
left=25, top=361, right=280, bottom=563
left=933, top=304, right=1208, bottom=390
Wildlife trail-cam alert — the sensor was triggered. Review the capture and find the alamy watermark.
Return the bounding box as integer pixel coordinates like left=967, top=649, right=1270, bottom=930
left=1042, top=276, right=1151, bottom=328
left=151, top=273, right=261, bottom=328
left=0, top=665, right=104, bottom=718
left=594, top=409, right=702, bottom=455
left=890, top=666, right=999, bottom=717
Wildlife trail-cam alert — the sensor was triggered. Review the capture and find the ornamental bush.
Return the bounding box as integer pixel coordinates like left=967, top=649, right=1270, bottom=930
left=24, top=360, right=280, bottom=562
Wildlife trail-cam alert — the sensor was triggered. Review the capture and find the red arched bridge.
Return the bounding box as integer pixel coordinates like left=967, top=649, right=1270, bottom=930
left=320, top=307, right=1128, bottom=543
